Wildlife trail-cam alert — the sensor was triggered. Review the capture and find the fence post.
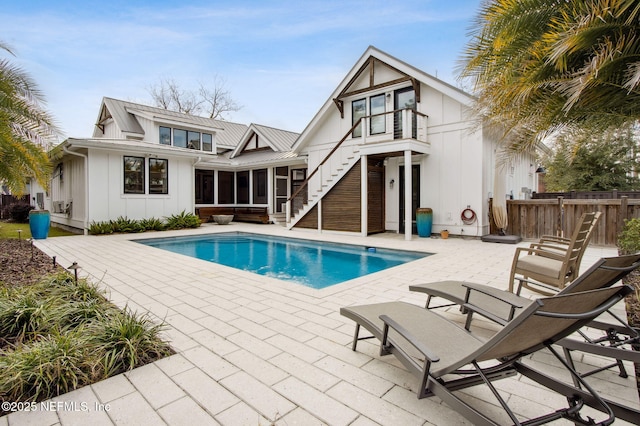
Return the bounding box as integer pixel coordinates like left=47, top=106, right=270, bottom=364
left=557, top=196, right=564, bottom=237
left=618, top=196, right=629, bottom=237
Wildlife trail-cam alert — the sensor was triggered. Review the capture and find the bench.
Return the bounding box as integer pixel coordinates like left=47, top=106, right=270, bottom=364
left=195, top=206, right=270, bottom=224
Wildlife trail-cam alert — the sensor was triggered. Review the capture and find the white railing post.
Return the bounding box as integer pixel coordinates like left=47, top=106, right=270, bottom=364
left=362, top=117, right=367, bottom=144
left=403, top=109, right=410, bottom=139
left=286, top=200, right=291, bottom=223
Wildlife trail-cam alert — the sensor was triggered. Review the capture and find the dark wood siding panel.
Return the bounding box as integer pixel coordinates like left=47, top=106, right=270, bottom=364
left=322, top=161, right=361, bottom=232
left=367, top=160, right=385, bottom=234
left=294, top=204, right=318, bottom=229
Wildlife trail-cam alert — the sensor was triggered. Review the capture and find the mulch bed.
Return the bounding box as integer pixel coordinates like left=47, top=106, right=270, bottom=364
left=0, top=239, right=64, bottom=288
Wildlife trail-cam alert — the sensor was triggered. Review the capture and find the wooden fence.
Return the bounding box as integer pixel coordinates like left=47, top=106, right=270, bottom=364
left=532, top=190, right=640, bottom=199
left=496, top=197, right=640, bottom=246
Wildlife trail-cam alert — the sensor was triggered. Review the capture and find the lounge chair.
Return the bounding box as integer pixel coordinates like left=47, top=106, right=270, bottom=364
left=411, top=253, right=640, bottom=324
left=340, top=286, right=634, bottom=425
left=409, top=254, right=640, bottom=379
left=508, top=211, right=601, bottom=293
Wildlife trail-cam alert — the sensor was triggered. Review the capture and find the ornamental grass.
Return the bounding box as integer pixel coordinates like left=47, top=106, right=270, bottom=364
left=0, top=272, right=172, bottom=412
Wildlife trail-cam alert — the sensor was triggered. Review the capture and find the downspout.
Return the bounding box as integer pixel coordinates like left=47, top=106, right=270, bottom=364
left=63, top=145, right=89, bottom=235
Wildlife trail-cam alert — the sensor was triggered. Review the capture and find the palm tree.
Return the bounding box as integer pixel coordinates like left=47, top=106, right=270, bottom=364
left=0, top=41, right=58, bottom=195
left=459, top=0, right=640, bottom=154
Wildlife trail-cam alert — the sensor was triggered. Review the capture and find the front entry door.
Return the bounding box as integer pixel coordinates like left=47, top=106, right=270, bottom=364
left=399, top=164, right=420, bottom=234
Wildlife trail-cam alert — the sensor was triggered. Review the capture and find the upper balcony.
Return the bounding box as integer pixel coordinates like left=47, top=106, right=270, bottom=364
left=349, top=108, right=429, bottom=156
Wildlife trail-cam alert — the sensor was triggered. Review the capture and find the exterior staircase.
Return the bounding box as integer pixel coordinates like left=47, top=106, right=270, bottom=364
left=270, top=212, right=286, bottom=226
left=286, top=143, right=361, bottom=229
left=284, top=108, right=428, bottom=230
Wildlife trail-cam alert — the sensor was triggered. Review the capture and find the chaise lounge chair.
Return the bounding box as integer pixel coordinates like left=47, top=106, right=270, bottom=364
left=409, top=254, right=640, bottom=379
left=508, top=211, right=601, bottom=293
left=340, top=286, right=634, bottom=425
left=411, top=253, right=640, bottom=325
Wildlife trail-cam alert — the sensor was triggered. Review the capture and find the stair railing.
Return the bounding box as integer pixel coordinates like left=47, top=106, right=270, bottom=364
left=286, top=108, right=427, bottom=223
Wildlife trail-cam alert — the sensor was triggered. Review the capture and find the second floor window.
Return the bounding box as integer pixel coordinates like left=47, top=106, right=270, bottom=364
left=370, top=94, right=386, bottom=134
left=352, top=99, right=366, bottom=138
left=174, top=129, right=187, bottom=148
left=159, top=127, right=213, bottom=152
left=160, top=126, right=171, bottom=145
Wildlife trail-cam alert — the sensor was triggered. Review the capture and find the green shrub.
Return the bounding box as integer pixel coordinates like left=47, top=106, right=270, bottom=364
left=0, top=291, right=54, bottom=343
left=165, top=210, right=201, bottom=230
left=88, top=221, right=113, bottom=235
left=0, top=330, right=93, bottom=402
left=89, top=212, right=200, bottom=234
left=9, top=203, right=33, bottom=223
left=617, top=217, right=640, bottom=255
left=40, top=272, right=106, bottom=303
left=111, top=216, right=143, bottom=233
left=139, top=217, right=166, bottom=231
left=0, top=271, right=172, bottom=405
left=90, top=308, right=172, bottom=376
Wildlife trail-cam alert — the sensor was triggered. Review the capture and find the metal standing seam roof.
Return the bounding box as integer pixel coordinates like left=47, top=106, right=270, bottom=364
left=251, top=124, right=300, bottom=152
left=222, top=149, right=301, bottom=166
left=99, top=97, right=249, bottom=149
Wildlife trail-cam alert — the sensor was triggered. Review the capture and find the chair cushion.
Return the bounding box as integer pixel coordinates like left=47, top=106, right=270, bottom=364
left=517, top=255, right=563, bottom=279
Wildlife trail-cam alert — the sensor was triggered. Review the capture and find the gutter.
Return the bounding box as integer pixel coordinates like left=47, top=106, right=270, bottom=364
left=63, top=145, right=89, bottom=235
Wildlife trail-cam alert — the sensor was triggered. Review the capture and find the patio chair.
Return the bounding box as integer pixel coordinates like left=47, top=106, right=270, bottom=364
left=409, top=254, right=640, bottom=379
left=530, top=211, right=602, bottom=282
left=340, top=286, right=634, bottom=425
left=508, top=211, right=600, bottom=294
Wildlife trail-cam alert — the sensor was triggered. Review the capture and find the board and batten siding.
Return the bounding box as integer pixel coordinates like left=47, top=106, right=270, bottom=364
left=87, top=150, right=194, bottom=223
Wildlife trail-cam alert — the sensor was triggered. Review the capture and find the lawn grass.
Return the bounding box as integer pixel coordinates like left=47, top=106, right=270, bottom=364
left=0, top=222, right=77, bottom=239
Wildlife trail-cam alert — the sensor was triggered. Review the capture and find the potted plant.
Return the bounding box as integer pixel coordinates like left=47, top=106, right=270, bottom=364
left=29, top=206, right=50, bottom=240
left=440, top=229, right=449, bottom=239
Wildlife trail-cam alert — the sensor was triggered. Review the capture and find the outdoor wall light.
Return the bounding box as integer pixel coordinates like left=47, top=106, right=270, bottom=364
left=389, top=179, right=395, bottom=188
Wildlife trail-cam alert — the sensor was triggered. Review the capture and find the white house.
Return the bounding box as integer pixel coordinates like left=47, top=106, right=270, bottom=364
left=33, top=46, right=537, bottom=238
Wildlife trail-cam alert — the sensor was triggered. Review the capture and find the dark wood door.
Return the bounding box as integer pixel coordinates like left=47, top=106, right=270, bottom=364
left=367, top=161, right=385, bottom=234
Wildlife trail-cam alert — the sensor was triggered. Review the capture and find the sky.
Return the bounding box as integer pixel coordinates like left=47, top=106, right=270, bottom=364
left=1, top=0, right=481, bottom=141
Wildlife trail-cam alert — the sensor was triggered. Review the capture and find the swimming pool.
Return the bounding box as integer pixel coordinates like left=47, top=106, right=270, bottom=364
left=136, top=232, right=429, bottom=288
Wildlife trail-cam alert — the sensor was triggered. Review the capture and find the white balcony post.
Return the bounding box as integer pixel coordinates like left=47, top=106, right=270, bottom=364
left=361, top=154, right=368, bottom=236
left=404, top=149, right=412, bottom=241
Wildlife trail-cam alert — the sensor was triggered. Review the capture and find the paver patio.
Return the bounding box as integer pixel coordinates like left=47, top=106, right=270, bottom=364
left=3, top=223, right=638, bottom=425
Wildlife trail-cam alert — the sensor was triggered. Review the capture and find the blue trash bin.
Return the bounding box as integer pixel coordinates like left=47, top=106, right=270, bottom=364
left=416, top=208, right=433, bottom=237
left=29, top=210, right=50, bottom=240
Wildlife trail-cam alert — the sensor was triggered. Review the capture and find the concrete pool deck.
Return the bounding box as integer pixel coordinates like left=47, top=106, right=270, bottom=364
left=4, top=223, right=639, bottom=425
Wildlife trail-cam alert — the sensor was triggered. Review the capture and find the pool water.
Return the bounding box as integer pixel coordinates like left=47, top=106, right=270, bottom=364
left=136, top=232, right=429, bottom=288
